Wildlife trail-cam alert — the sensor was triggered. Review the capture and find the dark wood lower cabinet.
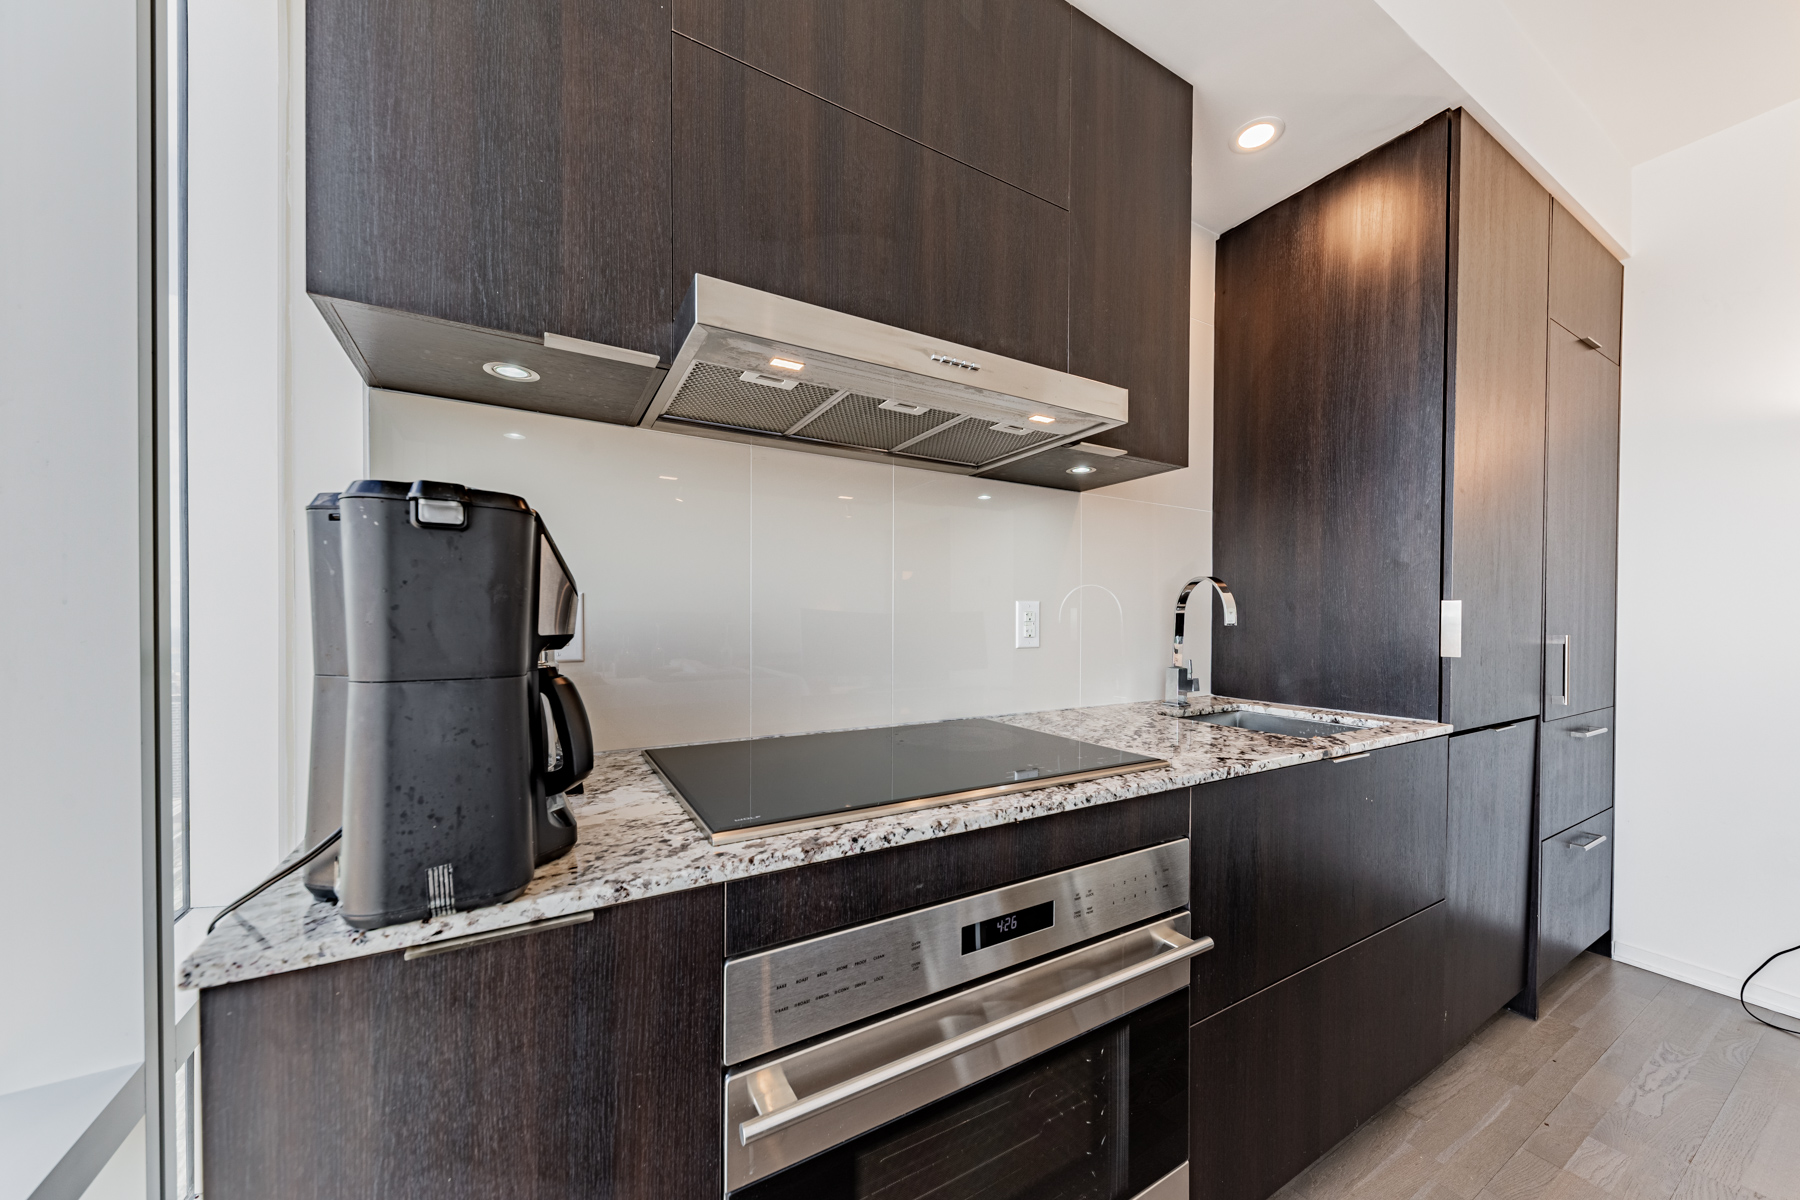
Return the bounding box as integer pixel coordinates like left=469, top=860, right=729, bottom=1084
left=1538, top=708, right=1615, bottom=836
left=1190, top=737, right=1448, bottom=1021
left=1444, top=722, right=1535, bottom=1047
left=201, top=885, right=724, bottom=1200
left=1535, top=808, right=1614, bottom=992
left=1190, top=903, right=1448, bottom=1200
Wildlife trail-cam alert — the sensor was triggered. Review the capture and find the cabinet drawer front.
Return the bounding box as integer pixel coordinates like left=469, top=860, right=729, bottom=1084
left=1539, top=708, right=1615, bottom=836
left=1190, top=903, right=1447, bottom=1200
left=1538, top=808, right=1613, bottom=990
left=1190, top=736, right=1448, bottom=1021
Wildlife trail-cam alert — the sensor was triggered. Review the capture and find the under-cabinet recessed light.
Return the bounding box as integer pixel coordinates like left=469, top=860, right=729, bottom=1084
left=769, top=357, right=805, bottom=371
left=977, top=494, right=993, bottom=500
left=1067, top=465, right=1097, bottom=475
left=1027, top=414, right=1056, bottom=424
left=503, top=432, right=526, bottom=440
left=659, top=475, right=677, bottom=480
left=838, top=495, right=854, bottom=500
left=1232, top=118, right=1285, bottom=153
left=483, top=361, right=540, bottom=382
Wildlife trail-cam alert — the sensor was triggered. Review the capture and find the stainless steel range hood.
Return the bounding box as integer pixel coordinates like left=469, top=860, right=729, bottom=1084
left=639, top=277, right=1128, bottom=474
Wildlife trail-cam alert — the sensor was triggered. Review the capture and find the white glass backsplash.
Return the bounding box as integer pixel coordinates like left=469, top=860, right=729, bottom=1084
left=369, top=389, right=1211, bottom=752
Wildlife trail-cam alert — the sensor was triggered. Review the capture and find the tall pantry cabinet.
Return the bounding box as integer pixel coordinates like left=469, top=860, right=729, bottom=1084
left=1211, top=109, right=1624, bottom=1055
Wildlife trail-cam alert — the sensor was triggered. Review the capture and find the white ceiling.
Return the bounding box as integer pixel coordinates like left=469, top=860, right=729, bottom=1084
left=1074, top=0, right=1471, bottom=232
left=1075, top=0, right=1800, bottom=238
left=1497, top=0, right=1800, bottom=165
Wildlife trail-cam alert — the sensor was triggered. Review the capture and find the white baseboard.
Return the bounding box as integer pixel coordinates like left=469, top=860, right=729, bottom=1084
left=1613, top=941, right=1800, bottom=1020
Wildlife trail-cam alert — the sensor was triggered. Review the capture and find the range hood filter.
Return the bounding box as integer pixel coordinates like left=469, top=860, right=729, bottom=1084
left=642, top=277, right=1128, bottom=475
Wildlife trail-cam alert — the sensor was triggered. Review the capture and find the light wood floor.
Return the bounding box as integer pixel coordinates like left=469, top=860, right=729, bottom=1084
left=1272, top=953, right=1800, bottom=1200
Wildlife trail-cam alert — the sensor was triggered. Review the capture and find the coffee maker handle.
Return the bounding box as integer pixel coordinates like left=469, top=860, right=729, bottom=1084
left=539, top=667, right=594, bottom=794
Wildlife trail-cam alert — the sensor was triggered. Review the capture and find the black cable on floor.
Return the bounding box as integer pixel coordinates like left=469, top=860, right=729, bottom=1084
left=206, top=828, right=342, bottom=934
left=1739, top=944, right=1800, bottom=1036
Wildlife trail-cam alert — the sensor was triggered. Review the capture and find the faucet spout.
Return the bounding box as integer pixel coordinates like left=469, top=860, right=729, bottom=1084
left=1167, top=576, right=1236, bottom=707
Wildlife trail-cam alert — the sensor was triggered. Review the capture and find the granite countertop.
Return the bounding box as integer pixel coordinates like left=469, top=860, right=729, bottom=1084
left=179, top=696, right=1449, bottom=989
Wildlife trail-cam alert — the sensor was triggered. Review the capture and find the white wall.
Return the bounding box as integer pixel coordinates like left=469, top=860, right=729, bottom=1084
left=1613, top=98, right=1800, bottom=1015
left=0, top=0, right=148, bottom=1097
left=366, top=228, right=1218, bottom=751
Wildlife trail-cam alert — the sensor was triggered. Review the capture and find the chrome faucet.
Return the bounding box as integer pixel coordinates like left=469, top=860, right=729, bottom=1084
left=1166, top=576, right=1236, bottom=707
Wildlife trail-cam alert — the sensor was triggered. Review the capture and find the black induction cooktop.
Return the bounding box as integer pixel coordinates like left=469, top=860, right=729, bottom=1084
left=645, top=718, right=1168, bottom=845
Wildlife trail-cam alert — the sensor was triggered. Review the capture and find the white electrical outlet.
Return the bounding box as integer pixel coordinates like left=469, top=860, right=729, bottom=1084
left=1015, top=600, right=1040, bottom=648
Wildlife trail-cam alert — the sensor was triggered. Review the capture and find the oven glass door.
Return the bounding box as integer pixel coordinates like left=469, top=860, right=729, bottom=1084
left=733, top=990, right=1187, bottom=1200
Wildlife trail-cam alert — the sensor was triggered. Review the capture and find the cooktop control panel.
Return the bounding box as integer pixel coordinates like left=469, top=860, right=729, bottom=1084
left=722, top=840, right=1189, bottom=1065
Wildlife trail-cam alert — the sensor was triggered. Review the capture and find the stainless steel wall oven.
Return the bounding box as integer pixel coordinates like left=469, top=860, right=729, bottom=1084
left=722, top=842, right=1207, bottom=1199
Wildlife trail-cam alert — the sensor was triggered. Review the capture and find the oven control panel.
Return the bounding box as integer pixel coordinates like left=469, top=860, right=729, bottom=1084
left=723, top=839, right=1189, bottom=1065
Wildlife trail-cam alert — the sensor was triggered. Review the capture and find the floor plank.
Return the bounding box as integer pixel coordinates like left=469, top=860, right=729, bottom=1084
left=1270, top=954, right=1800, bottom=1200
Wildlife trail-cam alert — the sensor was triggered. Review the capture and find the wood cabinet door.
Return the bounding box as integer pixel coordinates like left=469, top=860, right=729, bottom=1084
left=1190, top=736, right=1448, bottom=1022
left=201, top=887, right=724, bottom=1199
left=1549, top=202, right=1623, bottom=364
left=1190, top=903, right=1448, bottom=1200
left=306, top=0, right=672, bottom=356
left=1543, top=322, right=1621, bottom=716
left=1537, top=808, right=1614, bottom=990
left=1444, top=721, right=1535, bottom=1048
left=672, top=38, right=1070, bottom=372
left=1442, top=114, right=1548, bottom=730
left=672, top=0, right=1071, bottom=206
left=1064, top=10, right=1192, bottom=468
left=1539, top=707, right=1615, bottom=837
left=1212, top=115, right=1451, bottom=719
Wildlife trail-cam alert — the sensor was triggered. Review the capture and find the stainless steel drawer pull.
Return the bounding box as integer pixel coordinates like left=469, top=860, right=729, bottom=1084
left=1569, top=833, right=1608, bottom=852
left=1568, top=727, right=1609, bottom=739
left=737, top=929, right=1215, bottom=1146
left=1578, top=336, right=1604, bottom=351
left=402, top=910, right=593, bottom=960
left=1331, top=752, right=1371, bottom=764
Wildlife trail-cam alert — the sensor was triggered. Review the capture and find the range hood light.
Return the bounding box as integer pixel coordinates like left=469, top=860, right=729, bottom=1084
left=1028, top=414, right=1056, bottom=424
left=768, top=357, right=805, bottom=371
left=1067, top=464, right=1097, bottom=475
left=483, top=361, right=540, bottom=382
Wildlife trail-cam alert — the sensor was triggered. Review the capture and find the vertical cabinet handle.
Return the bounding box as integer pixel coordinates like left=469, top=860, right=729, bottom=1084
left=1550, top=635, right=1571, bottom=705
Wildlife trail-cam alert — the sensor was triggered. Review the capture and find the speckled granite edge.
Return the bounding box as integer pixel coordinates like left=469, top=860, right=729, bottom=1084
left=179, top=696, right=1448, bottom=989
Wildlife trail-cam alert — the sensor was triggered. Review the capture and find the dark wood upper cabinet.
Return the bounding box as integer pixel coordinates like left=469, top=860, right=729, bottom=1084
left=672, top=36, right=1071, bottom=372
left=1190, top=736, right=1448, bottom=1022
left=306, top=2, right=1191, bottom=484
left=1549, top=202, right=1624, bottom=363
left=1543, top=322, right=1620, bottom=717
left=1212, top=115, right=1450, bottom=719
left=1442, top=118, right=1549, bottom=731
left=306, top=0, right=672, bottom=356
left=1443, top=722, right=1535, bottom=1048
left=671, top=0, right=1071, bottom=205
left=1213, top=111, right=1551, bottom=726
left=1063, top=11, right=1191, bottom=469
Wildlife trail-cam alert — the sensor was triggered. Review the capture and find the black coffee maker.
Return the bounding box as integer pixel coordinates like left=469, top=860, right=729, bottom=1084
left=319, top=479, right=592, bottom=931
left=301, top=492, right=348, bottom=902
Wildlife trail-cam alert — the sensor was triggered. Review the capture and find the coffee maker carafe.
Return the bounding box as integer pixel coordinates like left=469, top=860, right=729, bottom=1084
left=330, top=479, right=592, bottom=930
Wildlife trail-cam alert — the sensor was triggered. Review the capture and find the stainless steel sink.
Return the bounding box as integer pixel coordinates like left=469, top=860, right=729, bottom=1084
left=1178, top=707, right=1370, bottom=740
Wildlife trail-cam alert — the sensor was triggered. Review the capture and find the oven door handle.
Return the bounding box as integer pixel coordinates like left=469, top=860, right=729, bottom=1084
left=738, top=927, right=1215, bottom=1146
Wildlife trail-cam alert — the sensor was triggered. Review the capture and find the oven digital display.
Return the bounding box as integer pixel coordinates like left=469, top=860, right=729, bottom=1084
left=960, top=900, right=1054, bottom=954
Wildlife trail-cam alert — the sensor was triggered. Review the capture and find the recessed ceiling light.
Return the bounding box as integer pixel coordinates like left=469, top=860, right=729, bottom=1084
left=1232, top=117, right=1285, bottom=153
left=769, top=357, right=805, bottom=371
left=483, top=361, right=540, bottom=382
left=1067, top=465, right=1096, bottom=475
left=1027, top=414, right=1056, bottom=424
left=503, top=432, right=526, bottom=440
